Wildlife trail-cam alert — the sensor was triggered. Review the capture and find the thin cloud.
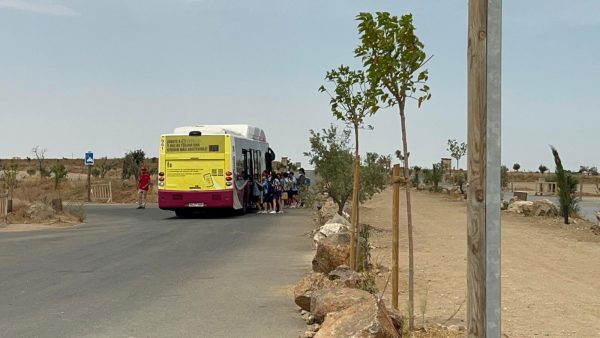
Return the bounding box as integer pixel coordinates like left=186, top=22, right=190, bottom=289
left=0, top=0, right=79, bottom=16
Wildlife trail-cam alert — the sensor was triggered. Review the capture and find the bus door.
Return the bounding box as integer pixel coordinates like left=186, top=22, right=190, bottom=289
left=241, top=149, right=255, bottom=180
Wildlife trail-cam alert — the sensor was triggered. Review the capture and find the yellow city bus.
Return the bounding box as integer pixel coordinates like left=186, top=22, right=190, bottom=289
left=158, top=125, right=274, bottom=216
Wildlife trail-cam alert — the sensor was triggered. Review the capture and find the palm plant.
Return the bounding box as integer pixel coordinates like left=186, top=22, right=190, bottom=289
left=551, top=146, right=579, bottom=224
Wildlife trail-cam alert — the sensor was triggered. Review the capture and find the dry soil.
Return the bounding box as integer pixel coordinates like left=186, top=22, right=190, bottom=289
left=362, top=188, right=600, bottom=337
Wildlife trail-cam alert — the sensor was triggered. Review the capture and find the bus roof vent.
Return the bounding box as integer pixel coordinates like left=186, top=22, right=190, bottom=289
left=189, top=131, right=202, bottom=136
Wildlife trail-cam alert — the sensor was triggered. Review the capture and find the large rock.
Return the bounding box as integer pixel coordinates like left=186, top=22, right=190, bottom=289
left=294, top=272, right=339, bottom=312
left=386, top=307, right=404, bottom=334
left=507, top=200, right=534, bottom=215
left=328, top=265, right=363, bottom=288
left=313, top=222, right=350, bottom=247
left=328, top=213, right=351, bottom=227
left=312, top=236, right=350, bottom=274
left=310, top=287, right=374, bottom=323
left=532, top=199, right=559, bottom=217
left=315, top=298, right=400, bottom=338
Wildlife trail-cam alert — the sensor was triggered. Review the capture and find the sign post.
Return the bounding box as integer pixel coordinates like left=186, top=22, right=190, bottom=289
left=85, top=151, right=94, bottom=202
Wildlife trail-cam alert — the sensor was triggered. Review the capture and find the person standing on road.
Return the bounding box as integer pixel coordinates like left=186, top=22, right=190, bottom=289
left=261, top=171, right=273, bottom=213
left=137, top=167, right=151, bottom=209
left=271, top=172, right=283, bottom=214
left=252, top=174, right=263, bottom=212
left=297, top=168, right=306, bottom=208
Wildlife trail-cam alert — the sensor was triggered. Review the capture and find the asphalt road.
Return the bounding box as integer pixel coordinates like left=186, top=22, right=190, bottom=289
left=0, top=205, right=314, bottom=338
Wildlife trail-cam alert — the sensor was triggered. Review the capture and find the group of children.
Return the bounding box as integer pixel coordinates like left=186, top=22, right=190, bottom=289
left=251, top=168, right=307, bottom=214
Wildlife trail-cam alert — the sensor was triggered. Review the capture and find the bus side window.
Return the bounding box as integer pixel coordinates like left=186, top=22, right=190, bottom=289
left=248, top=150, right=254, bottom=179
left=253, top=150, right=259, bottom=178
left=241, top=149, right=249, bottom=180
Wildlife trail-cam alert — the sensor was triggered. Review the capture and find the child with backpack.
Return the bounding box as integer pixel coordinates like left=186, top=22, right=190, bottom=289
left=261, top=171, right=273, bottom=213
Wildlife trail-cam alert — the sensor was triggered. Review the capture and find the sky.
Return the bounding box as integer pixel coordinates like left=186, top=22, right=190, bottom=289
left=1, top=0, right=599, bottom=171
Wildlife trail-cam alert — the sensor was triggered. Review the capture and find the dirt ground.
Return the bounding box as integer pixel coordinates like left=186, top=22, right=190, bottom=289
left=362, top=188, right=600, bottom=337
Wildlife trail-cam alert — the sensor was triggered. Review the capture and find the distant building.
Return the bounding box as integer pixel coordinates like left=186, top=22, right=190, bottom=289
left=441, top=158, right=452, bottom=172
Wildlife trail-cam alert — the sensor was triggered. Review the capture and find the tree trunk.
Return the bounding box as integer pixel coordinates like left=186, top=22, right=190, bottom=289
left=350, top=124, right=361, bottom=270
left=399, top=100, right=415, bottom=330
left=8, top=186, right=14, bottom=213
left=337, top=201, right=345, bottom=216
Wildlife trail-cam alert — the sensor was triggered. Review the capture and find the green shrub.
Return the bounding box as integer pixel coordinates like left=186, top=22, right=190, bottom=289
left=357, top=223, right=372, bottom=272
left=501, top=165, right=509, bottom=189
left=358, top=271, right=378, bottom=295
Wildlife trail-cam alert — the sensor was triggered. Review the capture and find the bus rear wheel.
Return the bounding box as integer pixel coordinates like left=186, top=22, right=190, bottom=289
left=175, top=210, right=189, bottom=218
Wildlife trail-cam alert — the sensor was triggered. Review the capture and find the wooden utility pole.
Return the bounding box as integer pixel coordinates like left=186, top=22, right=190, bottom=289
left=467, top=0, right=502, bottom=337
left=391, top=164, right=401, bottom=310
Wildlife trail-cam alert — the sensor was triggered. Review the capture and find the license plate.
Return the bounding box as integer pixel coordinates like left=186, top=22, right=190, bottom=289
left=188, top=203, right=205, bottom=207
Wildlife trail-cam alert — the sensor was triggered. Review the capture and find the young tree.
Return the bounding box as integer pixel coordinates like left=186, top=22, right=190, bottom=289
left=513, top=163, right=521, bottom=172
left=424, top=163, right=443, bottom=192
left=501, top=165, right=509, bottom=189
left=551, top=146, right=580, bottom=224
left=447, top=139, right=467, bottom=170
left=50, top=162, right=68, bottom=191
left=32, top=146, right=47, bottom=179
left=98, top=157, right=115, bottom=179
left=356, top=12, right=431, bottom=329
left=1, top=162, right=18, bottom=213
left=410, top=166, right=422, bottom=187
left=304, top=126, right=388, bottom=215
left=122, top=150, right=146, bottom=181
left=539, top=164, right=548, bottom=174
left=453, top=170, right=467, bottom=194
left=319, top=65, right=378, bottom=269
left=360, top=152, right=390, bottom=200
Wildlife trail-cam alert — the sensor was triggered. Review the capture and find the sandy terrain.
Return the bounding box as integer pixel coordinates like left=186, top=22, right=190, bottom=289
left=0, top=222, right=78, bottom=232
left=362, top=188, right=600, bottom=337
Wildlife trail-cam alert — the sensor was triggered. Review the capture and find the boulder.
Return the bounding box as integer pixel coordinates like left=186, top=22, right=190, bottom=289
left=313, top=222, right=350, bottom=248
left=532, top=199, right=559, bottom=217
left=310, top=287, right=374, bottom=323
left=312, top=236, right=350, bottom=274
left=507, top=200, right=534, bottom=215
left=386, top=307, right=404, bottom=333
left=328, top=265, right=363, bottom=288
left=312, top=232, right=327, bottom=247
left=315, top=298, right=400, bottom=338
left=327, top=213, right=351, bottom=227
left=294, top=272, right=339, bottom=311
left=319, top=223, right=350, bottom=237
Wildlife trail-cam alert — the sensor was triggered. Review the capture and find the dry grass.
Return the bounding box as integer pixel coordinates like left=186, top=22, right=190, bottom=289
left=1, top=158, right=159, bottom=225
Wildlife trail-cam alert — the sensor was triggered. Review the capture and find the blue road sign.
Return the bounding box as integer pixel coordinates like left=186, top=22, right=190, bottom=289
left=85, top=151, right=94, bottom=165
